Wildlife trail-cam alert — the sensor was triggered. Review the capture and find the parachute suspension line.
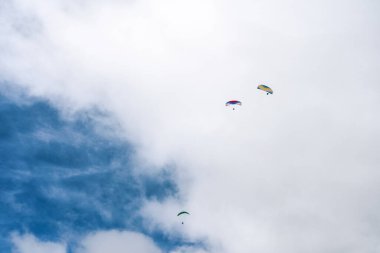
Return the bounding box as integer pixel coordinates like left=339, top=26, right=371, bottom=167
left=177, top=211, right=190, bottom=225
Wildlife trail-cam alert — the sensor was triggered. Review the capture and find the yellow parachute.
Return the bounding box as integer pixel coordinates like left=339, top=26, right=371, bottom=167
left=257, top=85, right=273, bottom=95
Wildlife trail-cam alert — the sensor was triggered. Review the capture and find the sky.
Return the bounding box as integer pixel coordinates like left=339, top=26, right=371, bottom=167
left=0, top=0, right=380, bottom=252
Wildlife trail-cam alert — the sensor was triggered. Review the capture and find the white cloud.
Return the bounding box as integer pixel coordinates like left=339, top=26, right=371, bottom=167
left=1, top=0, right=380, bottom=252
left=11, top=234, right=66, bottom=253
left=77, top=230, right=162, bottom=253
left=170, top=246, right=209, bottom=253
left=11, top=231, right=164, bottom=253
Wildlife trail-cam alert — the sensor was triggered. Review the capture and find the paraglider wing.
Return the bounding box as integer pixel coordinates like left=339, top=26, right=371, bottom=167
left=177, top=211, right=190, bottom=216
left=225, top=100, right=242, bottom=106
left=257, top=85, right=273, bottom=94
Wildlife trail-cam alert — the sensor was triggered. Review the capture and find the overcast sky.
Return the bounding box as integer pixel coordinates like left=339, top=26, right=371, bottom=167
left=1, top=0, right=380, bottom=252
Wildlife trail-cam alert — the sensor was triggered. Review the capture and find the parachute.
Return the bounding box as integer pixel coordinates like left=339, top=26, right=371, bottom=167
left=177, top=211, right=190, bottom=216
left=177, top=211, right=190, bottom=224
left=257, top=85, right=273, bottom=95
left=225, top=100, right=242, bottom=110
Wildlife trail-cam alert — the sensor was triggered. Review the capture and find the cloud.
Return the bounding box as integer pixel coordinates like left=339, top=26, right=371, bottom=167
left=10, top=230, right=164, bottom=253
left=11, top=233, right=66, bottom=253
left=77, top=230, right=162, bottom=253
left=170, top=247, right=209, bottom=253
left=1, top=0, right=380, bottom=252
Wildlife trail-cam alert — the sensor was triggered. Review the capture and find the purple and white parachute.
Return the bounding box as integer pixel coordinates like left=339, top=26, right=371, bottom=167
left=225, top=100, right=242, bottom=110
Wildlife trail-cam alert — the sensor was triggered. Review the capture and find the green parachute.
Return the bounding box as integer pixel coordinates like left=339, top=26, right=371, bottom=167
left=177, top=211, right=190, bottom=216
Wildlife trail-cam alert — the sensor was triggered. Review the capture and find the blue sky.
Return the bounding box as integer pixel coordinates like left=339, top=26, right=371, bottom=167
left=0, top=89, right=191, bottom=252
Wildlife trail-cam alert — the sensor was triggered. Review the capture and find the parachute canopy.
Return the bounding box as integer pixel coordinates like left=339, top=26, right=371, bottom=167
left=225, top=100, right=242, bottom=106
left=257, top=85, right=273, bottom=94
left=177, top=211, right=190, bottom=216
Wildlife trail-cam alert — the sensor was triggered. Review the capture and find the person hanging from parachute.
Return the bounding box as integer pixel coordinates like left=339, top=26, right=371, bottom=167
left=177, top=211, right=190, bottom=224
left=225, top=100, right=242, bottom=110
left=257, top=84, right=273, bottom=95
